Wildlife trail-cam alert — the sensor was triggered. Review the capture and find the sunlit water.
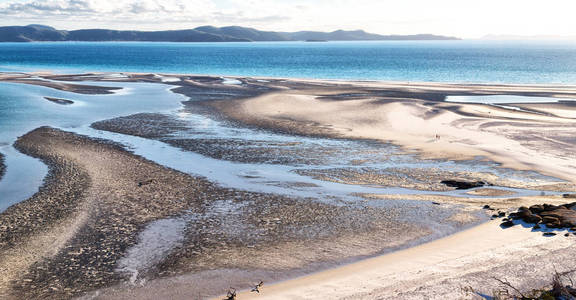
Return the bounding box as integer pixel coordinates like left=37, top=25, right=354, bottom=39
left=1, top=41, right=576, bottom=83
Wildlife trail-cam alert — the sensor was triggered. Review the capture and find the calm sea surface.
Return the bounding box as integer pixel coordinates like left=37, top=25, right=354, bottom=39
left=1, top=40, right=576, bottom=83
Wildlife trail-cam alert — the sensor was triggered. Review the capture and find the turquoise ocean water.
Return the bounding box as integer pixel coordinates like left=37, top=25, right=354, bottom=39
left=1, top=40, right=576, bottom=83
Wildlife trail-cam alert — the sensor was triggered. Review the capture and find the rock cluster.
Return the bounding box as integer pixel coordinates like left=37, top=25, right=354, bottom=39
left=503, top=202, right=576, bottom=231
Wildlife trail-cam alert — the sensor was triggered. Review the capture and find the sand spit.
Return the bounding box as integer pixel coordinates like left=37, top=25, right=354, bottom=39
left=0, top=127, right=433, bottom=299
left=2, top=79, right=120, bottom=94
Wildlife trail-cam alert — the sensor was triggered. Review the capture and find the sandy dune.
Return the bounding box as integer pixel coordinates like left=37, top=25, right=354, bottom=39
left=213, top=85, right=576, bottom=183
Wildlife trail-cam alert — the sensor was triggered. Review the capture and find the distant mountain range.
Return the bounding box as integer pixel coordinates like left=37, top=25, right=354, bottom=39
left=0, top=24, right=459, bottom=42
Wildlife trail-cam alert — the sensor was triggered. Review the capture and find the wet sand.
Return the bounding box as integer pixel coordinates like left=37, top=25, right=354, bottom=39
left=2, top=72, right=576, bottom=299
left=0, top=127, right=435, bottom=299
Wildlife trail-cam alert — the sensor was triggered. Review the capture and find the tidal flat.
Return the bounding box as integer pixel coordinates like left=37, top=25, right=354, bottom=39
left=0, top=73, right=575, bottom=299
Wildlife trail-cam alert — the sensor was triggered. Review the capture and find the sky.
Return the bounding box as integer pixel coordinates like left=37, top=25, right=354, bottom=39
left=0, top=0, right=575, bottom=38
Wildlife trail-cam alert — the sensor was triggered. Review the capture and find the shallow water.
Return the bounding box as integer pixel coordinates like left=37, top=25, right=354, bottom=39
left=74, top=124, right=558, bottom=203
left=0, top=81, right=184, bottom=210
left=0, top=145, right=47, bottom=211
left=0, top=80, right=566, bottom=212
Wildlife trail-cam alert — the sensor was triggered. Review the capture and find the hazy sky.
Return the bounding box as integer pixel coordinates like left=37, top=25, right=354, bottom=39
left=0, top=0, right=575, bottom=38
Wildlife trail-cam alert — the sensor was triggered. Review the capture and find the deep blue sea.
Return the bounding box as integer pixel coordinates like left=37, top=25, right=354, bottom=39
left=1, top=40, right=576, bottom=84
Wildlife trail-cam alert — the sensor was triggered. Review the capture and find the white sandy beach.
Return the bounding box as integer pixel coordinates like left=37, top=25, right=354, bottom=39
left=234, top=220, right=575, bottom=299
left=203, top=80, right=576, bottom=299
left=219, top=83, right=576, bottom=183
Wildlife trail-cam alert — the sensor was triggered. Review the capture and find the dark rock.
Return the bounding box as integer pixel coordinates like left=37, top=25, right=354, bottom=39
left=542, top=216, right=562, bottom=228
left=483, top=205, right=491, bottom=210
left=542, top=216, right=560, bottom=224
left=529, top=205, right=544, bottom=214
left=500, top=220, right=515, bottom=228
left=523, top=214, right=542, bottom=224
left=533, top=224, right=541, bottom=230
left=44, top=97, right=74, bottom=105
left=543, top=232, right=557, bottom=237
left=442, top=180, right=488, bottom=190
left=563, top=194, right=576, bottom=199
left=565, top=233, right=570, bottom=237
left=543, top=204, right=558, bottom=211
left=498, top=211, right=506, bottom=217
left=517, top=210, right=532, bottom=218
left=431, top=202, right=441, bottom=205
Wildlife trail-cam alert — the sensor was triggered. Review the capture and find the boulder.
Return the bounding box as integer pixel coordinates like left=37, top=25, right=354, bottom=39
left=441, top=180, right=488, bottom=190
left=524, top=214, right=542, bottom=224
left=542, top=216, right=561, bottom=228
left=529, top=205, right=544, bottom=214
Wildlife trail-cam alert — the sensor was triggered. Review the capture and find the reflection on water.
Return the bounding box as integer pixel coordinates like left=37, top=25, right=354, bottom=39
left=0, top=145, right=47, bottom=211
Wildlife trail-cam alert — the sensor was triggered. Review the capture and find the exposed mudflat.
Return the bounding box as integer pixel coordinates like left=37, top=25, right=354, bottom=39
left=0, top=127, right=440, bottom=299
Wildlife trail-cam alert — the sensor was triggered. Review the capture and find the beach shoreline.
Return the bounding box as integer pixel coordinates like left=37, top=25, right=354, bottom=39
left=1, top=72, right=575, bottom=299
left=233, top=220, right=576, bottom=300
left=2, top=127, right=449, bottom=299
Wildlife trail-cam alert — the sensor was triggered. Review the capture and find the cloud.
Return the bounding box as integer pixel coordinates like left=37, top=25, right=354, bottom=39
left=0, top=0, right=300, bottom=29
left=2, top=0, right=575, bottom=37
left=0, top=0, right=219, bottom=22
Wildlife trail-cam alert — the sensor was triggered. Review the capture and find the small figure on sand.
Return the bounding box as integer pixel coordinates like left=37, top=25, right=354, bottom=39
left=224, top=288, right=236, bottom=300
left=435, top=134, right=441, bottom=141
left=251, top=281, right=264, bottom=293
